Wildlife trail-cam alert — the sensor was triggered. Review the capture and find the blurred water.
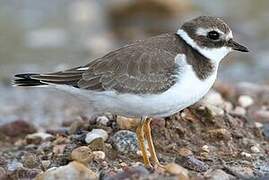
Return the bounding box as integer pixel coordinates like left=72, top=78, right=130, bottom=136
left=0, top=0, right=269, bottom=126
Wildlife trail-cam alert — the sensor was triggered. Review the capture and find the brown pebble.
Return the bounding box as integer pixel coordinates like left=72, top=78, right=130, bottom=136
left=88, top=137, right=104, bottom=151
left=165, top=163, right=189, bottom=180
left=0, top=120, right=36, bottom=137
left=178, top=147, right=193, bottom=157
left=208, top=128, right=232, bottom=141
left=21, top=152, right=40, bottom=169
left=116, top=116, right=140, bottom=130
left=71, top=146, right=93, bottom=164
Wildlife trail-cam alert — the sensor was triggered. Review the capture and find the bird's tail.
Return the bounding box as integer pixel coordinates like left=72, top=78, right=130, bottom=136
left=13, top=73, right=48, bottom=86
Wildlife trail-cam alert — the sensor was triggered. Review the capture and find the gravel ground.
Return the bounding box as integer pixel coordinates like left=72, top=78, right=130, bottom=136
left=0, top=81, right=269, bottom=179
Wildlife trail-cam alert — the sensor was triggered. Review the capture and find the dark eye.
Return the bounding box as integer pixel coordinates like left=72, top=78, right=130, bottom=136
left=207, top=31, right=220, bottom=40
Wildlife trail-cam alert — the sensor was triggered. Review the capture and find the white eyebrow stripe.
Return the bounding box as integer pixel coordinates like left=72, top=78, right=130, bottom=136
left=196, top=27, right=225, bottom=36
left=77, top=67, right=89, bottom=71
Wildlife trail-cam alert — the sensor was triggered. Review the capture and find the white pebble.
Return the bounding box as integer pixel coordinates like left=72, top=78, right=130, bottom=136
left=238, top=95, right=254, bottom=108
left=203, top=91, right=224, bottom=106
left=92, top=151, right=106, bottom=160
left=26, top=132, right=53, bottom=141
left=85, top=129, right=108, bottom=144
left=201, top=145, right=210, bottom=153
left=233, top=106, right=247, bottom=116
left=241, top=152, right=252, bottom=158
left=250, top=145, right=260, bottom=153
left=255, top=122, right=263, bottom=128
left=96, top=116, right=110, bottom=126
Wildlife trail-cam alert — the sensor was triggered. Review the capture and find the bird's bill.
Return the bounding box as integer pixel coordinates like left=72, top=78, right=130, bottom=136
left=227, top=39, right=249, bottom=52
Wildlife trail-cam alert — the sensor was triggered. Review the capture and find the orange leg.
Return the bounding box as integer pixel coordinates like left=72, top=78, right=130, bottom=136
left=143, top=118, right=164, bottom=168
left=136, top=121, right=151, bottom=167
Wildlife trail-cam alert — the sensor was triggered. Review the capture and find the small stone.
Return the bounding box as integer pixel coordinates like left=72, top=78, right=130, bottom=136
left=208, top=128, right=232, bottom=141
left=0, top=120, right=36, bottom=137
left=105, top=166, right=149, bottom=179
left=254, top=110, right=269, bottom=123
left=96, top=116, right=110, bottom=126
left=240, top=152, right=252, bottom=158
left=202, top=91, right=224, bottom=106
left=205, top=169, right=235, bottom=180
left=71, top=146, right=93, bottom=164
left=238, top=95, right=254, bottom=108
left=21, top=152, right=40, bottom=169
left=250, top=145, right=260, bottom=153
left=26, top=132, right=53, bottom=144
left=41, top=160, right=51, bottom=170
left=205, top=104, right=224, bottom=117
left=88, top=137, right=105, bottom=151
left=14, top=167, right=42, bottom=179
left=177, top=155, right=209, bottom=172
left=178, top=147, right=193, bottom=157
left=226, top=166, right=254, bottom=179
left=165, top=163, right=189, bottom=180
left=7, top=159, right=23, bottom=172
left=116, top=116, right=140, bottom=130
left=92, top=151, right=106, bottom=161
left=232, top=106, right=247, bottom=116
left=85, top=129, right=108, bottom=144
left=111, top=130, right=138, bottom=154
left=36, top=161, right=97, bottom=180
left=255, top=122, right=263, bottom=128
left=201, top=145, right=210, bottom=153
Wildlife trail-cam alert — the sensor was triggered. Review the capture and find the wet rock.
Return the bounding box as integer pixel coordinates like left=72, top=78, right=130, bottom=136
left=71, top=146, right=93, bottom=164
left=104, top=165, right=149, bottom=180
left=96, top=116, right=110, bottom=126
left=205, top=169, right=235, bottom=180
left=21, top=152, right=40, bottom=169
left=36, top=161, right=97, bottom=180
left=92, top=151, right=106, bottom=161
left=85, top=129, right=108, bottom=144
left=0, top=120, right=36, bottom=137
left=165, top=163, right=189, bottom=179
left=111, top=130, right=138, bottom=154
left=208, top=128, right=232, bottom=141
left=238, top=95, right=254, bottom=108
left=177, top=155, right=209, bottom=172
left=116, top=116, right=140, bottom=130
left=26, top=132, right=53, bottom=144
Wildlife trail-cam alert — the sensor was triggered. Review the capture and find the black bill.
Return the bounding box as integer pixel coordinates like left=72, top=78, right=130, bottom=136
left=227, top=39, right=249, bottom=52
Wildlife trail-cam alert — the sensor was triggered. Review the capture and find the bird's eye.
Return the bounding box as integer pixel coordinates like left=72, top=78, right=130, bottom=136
left=207, top=31, right=220, bottom=40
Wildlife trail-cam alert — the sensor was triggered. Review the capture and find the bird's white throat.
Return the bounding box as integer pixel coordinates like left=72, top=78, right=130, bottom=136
left=177, top=29, right=231, bottom=64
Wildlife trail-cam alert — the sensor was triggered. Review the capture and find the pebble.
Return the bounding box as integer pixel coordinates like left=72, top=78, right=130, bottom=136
left=104, top=166, right=149, bottom=180
left=205, top=104, right=224, bottom=117
left=250, top=145, right=260, bottom=153
left=88, top=137, right=105, bottom=151
left=204, top=169, right=235, bottom=180
left=85, top=129, right=108, bottom=144
left=71, top=146, right=93, bottom=164
left=240, top=152, right=252, bottom=158
left=238, top=95, right=254, bottom=108
left=26, top=132, right=53, bottom=144
left=178, top=147, right=193, bottom=157
left=202, top=91, right=224, bottom=106
left=232, top=106, right=247, bottom=116
left=36, top=161, right=97, bottom=180
left=116, top=116, right=140, bottom=130
left=254, top=110, right=269, bottom=123
left=165, top=163, right=189, bottom=180
left=111, top=130, right=138, bottom=154
left=225, top=166, right=254, bottom=179
left=96, top=116, right=110, bottom=126
left=21, top=152, right=40, bottom=169
left=7, top=159, right=23, bottom=172
left=0, top=120, right=36, bottom=137
left=92, top=151, right=106, bottom=161
left=177, top=155, right=209, bottom=172
left=201, top=145, right=210, bottom=153
left=208, top=128, right=232, bottom=141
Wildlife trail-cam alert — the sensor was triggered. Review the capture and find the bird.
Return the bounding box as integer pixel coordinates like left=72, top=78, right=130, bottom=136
left=14, top=16, right=248, bottom=168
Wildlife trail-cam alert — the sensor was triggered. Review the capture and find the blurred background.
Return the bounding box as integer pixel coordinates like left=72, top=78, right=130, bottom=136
left=0, top=0, right=268, bottom=128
